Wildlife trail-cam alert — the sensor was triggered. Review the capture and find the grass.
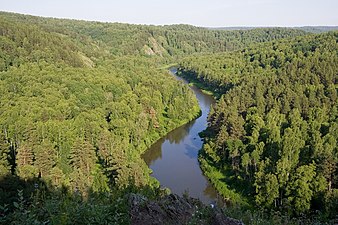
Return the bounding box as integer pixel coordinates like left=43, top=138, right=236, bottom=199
left=199, top=156, right=251, bottom=208
left=176, top=70, right=223, bottom=99
left=158, top=63, right=179, bottom=70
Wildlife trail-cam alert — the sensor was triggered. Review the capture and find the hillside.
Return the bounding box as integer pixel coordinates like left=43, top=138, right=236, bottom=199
left=0, top=11, right=336, bottom=224
left=0, top=11, right=307, bottom=60
left=0, top=12, right=205, bottom=224
left=210, top=26, right=338, bottom=33
left=298, top=26, right=338, bottom=33
left=178, top=32, right=338, bottom=219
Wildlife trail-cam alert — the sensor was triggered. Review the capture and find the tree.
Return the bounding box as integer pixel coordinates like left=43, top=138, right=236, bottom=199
left=49, top=166, right=65, bottom=187
left=0, top=130, right=11, bottom=177
left=34, top=139, right=57, bottom=178
left=241, top=153, right=250, bottom=174
left=226, top=139, right=244, bottom=171
left=255, top=160, right=279, bottom=208
left=69, top=138, right=97, bottom=195
left=182, top=32, right=338, bottom=216
left=16, top=142, right=37, bottom=180
left=251, top=142, right=265, bottom=171
left=277, top=127, right=305, bottom=188
left=286, top=164, right=316, bottom=214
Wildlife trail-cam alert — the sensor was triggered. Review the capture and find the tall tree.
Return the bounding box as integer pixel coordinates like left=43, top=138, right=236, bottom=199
left=0, top=130, right=11, bottom=177
left=15, top=142, right=37, bottom=180
left=286, top=164, right=316, bottom=214
left=34, top=139, right=57, bottom=178
left=69, top=138, right=97, bottom=195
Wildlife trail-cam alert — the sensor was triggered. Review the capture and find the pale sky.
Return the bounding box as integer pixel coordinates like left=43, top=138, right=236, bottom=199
left=0, top=0, right=337, bottom=27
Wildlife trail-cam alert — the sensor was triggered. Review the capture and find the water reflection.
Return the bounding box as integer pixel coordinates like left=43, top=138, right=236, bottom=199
left=166, top=120, right=195, bottom=145
left=183, top=143, right=199, bottom=160
left=142, top=68, right=220, bottom=204
left=142, top=138, right=164, bottom=165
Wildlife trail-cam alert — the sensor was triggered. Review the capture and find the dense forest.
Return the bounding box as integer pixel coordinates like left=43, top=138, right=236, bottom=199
left=211, top=26, right=338, bottom=34
left=0, top=11, right=336, bottom=224
left=0, top=11, right=307, bottom=61
left=179, top=32, right=338, bottom=218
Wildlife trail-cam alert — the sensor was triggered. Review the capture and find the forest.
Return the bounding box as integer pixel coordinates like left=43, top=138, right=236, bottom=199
left=179, top=32, right=338, bottom=218
left=0, top=11, right=337, bottom=224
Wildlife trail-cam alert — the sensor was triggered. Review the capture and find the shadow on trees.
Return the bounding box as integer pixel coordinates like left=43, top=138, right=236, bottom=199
left=0, top=175, right=49, bottom=209
left=0, top=175, right=162, bottom=225
left=218, top=167, right=255, bottom=200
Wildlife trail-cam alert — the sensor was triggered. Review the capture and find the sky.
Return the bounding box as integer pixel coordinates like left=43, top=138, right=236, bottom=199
left=0, top=0, right=337, bottom=27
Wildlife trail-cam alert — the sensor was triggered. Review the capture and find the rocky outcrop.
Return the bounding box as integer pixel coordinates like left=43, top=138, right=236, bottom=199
left=143, top=45, right=156, bottom=56
left=128, top=193, right=244, bottom=225
left=143, top=37, right=167, bottom=56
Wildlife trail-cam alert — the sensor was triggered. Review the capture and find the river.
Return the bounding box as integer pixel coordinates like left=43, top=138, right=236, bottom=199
left=142, top=68, right=221, bottom=204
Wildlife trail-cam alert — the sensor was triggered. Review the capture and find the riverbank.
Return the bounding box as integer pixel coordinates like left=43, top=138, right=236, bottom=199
left=176, top=68, right=223, bottom=99
left=175, top=68, right=251, bottom=207
left=137, top=68, right=201, bottom=188
left=142, top=68, right=222, bottom=204
left=198, top=156, right=251, bottom=207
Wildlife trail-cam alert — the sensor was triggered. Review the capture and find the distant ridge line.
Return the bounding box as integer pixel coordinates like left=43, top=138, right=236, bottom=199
left=208, top=26, right=338, bottom=33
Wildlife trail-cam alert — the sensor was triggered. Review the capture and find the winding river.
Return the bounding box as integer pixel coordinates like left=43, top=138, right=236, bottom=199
left=142, top=68, right=221, bottom=204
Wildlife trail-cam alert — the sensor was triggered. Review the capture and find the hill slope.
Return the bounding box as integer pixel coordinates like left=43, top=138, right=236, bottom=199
left=0, top=11, right=333, bottom=224
left=178, top=31, right=338, bottom=218
left=1, top=11, right=307, bottom=59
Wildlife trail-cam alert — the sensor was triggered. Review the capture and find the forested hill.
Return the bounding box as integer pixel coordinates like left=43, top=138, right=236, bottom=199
left=0, top=12, right=204, bottom=224
left=178, top=32, right=338, bottom=218
left=0, top=11, right=335, bottom=224
left=210, top=26, right=338, bottom=33
left=298, top=26, right=338, bottom=33
left=0, top=11, right=307, bottom=61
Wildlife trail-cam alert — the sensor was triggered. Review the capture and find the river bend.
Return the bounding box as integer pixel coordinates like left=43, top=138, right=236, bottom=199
left=142, top=68, right=220, bottom=204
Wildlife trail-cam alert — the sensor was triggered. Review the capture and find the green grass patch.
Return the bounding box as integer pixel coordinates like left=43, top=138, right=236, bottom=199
left=158, top=63, right=179, bottom=70
left=176, top=70, right=222, bottom=99
left=199, top=157, right=251, bottom=208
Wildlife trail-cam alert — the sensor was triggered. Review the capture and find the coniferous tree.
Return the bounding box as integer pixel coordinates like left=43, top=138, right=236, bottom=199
left=16, top=142, right=37, bottom=180
left=69, top=138, right=97, bottom=194
left=0, top=130, right=11, bottom=177
left=34, top=139, right=57, bottom=178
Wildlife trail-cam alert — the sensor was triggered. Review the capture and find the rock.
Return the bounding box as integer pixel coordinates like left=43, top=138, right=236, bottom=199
left=128, top=193, right=244, bottom=225
left=212, top=211, right=244, bottom=225
left=128, top=193, right=148, bottom=207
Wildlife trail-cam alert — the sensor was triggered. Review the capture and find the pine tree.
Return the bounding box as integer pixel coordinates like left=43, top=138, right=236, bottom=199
left=69, top=138, right=97, bottom=194
left=0, top=130, right=11, bottom=178
left=286, top=164, right=316, bottom=214
left=16, top=142, right=37, bottom=180
left=34, top=139, right=57, bottom=178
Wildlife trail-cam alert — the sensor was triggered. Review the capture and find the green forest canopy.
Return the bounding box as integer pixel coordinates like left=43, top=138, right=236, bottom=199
left=179, top=31, right=338, bottom=217
left=0, top=11, right=307, bottom=192
left=0, top=11, right=336, bottom=224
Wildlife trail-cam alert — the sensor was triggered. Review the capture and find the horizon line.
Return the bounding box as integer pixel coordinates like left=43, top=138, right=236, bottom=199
left=1, top=10, right=338, bottom=28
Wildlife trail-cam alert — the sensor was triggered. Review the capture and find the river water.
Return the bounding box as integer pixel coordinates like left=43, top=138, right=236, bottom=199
left=142, top=68, right=220, bottom=204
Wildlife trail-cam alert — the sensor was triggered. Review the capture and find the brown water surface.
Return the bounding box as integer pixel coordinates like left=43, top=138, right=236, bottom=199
left=142, top=68, right=221, bottom=204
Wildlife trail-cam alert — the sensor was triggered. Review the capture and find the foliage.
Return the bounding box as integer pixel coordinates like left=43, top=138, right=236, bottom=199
left=179, top=32, right=338, bottom=218
left=0, top=176, right=167, bottom=225
left=0, top=11, right=336, bottom=224
left=0, top=11, right=306, bottom=65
